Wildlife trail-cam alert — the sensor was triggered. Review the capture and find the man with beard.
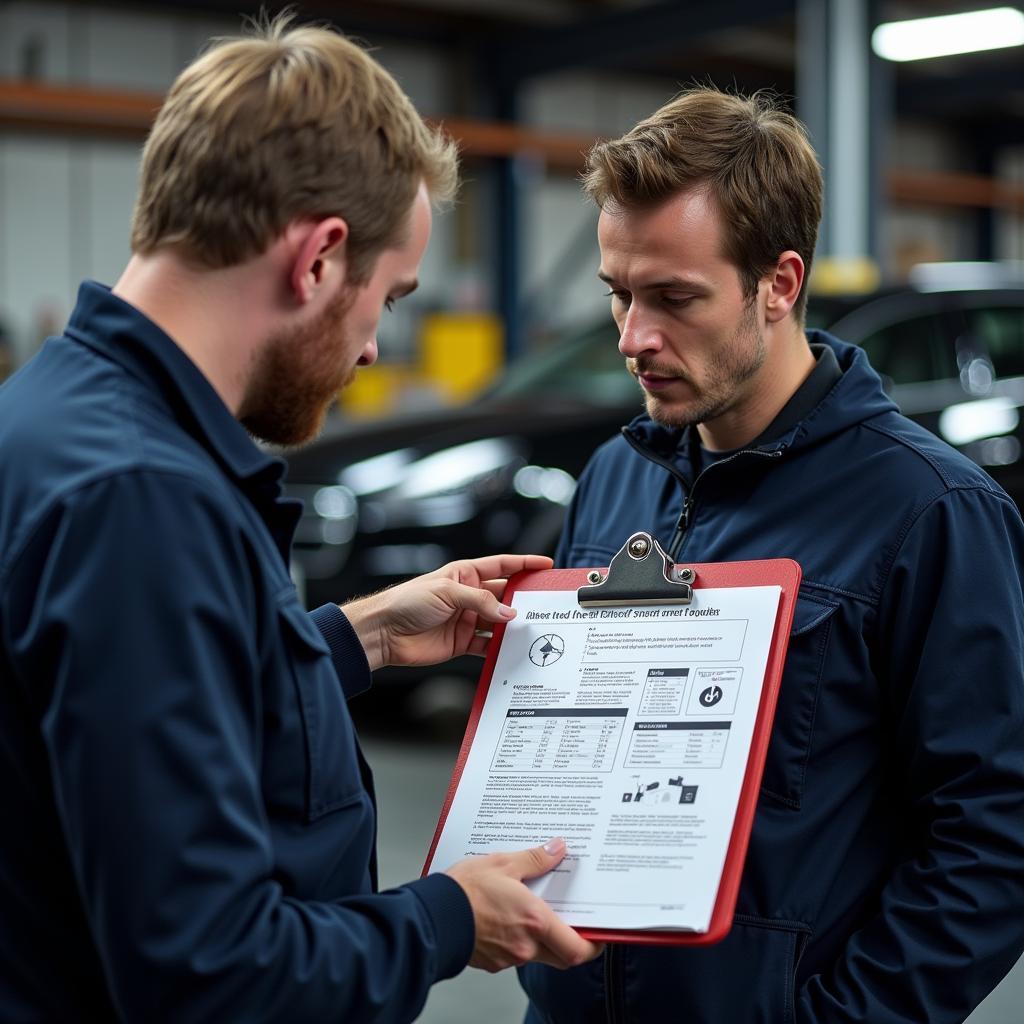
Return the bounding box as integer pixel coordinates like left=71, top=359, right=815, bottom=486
left=517, top=87, right=1024, bottom=1023
left=0, top=18, right=599, bottom=1023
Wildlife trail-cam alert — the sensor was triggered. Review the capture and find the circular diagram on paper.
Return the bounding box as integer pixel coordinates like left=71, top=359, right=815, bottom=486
left=529, top=633, right=565, bottom=667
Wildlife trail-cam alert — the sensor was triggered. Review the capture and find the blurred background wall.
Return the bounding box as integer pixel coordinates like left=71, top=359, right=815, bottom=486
left=1, top=0, right=1022, bottom=405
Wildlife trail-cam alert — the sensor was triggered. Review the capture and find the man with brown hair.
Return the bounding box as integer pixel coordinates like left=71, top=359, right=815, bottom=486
left=518, top=87, right=1024, bottom=1023
left=0, top=17, right=598, bottom=1022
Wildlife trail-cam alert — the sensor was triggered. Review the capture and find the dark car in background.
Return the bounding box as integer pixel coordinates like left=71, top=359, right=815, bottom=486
left=283, top=264, right=1024, bottom=716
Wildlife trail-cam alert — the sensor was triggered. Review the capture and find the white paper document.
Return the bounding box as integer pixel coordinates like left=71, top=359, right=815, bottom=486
left=427, top=584, right=782, bottom=933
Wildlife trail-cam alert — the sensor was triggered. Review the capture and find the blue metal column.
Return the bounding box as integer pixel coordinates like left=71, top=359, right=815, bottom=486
left=973, top=133, right=997, bottom=261
left=495, top=86, right=523, bottom=361
left=796, top=0, right=831, bottom=255
left=797, top=0, right=884, bottom=290
left=867, top=0, right=892, bottom=268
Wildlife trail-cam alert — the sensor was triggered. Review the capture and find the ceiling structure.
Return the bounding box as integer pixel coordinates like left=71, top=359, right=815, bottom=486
left=83, top=0, right=1024, bottom=146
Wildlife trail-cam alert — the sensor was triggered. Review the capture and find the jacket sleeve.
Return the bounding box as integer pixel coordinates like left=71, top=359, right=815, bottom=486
left=6, top=470, right=473, bottom=1023
left=799, top=485, right=1024, bottom=1023
left=309, top=601, right=373, bottom=701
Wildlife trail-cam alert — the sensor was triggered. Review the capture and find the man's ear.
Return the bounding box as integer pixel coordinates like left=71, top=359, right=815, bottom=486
left=288, top=217, right=349, bottom=305
left=764, top=250, right=805, bottom=324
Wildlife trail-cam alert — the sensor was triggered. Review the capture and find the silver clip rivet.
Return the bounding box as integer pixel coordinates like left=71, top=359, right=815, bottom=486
left=587, top=570, right=603, bottom=584
left=628, top=537, right=650, bottom=559
left=676, top=567, right=695, bottom=583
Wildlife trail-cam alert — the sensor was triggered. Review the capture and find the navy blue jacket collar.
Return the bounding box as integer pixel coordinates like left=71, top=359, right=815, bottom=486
left=64, top=280, right=284, bottom=487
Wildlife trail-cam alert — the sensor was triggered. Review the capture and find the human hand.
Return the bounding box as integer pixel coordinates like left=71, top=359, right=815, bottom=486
left=445, top=838, right=604, bottom=972
left=341, top=554, right=552, bottom=671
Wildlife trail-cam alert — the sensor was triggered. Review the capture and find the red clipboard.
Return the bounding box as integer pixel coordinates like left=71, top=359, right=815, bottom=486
left=424, top=534, right=801, bottom=946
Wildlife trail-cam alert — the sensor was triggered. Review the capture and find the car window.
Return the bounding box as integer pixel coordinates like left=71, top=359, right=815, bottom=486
left=487, top=321, right=631, bottom=404
left=960, top=306, right=1024, bottom=379
left=855, top=313, right=957, bottom=386
left=805, top=296, right=862, bottom=331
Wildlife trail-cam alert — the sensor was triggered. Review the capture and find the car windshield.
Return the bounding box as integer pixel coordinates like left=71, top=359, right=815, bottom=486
left=484, top=320, right=632, bottom=405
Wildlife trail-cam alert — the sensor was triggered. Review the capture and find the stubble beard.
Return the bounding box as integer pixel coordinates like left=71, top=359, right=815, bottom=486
left=633, top=300, right=766, bottom=430
left=239, top=285, right=357, bottom=448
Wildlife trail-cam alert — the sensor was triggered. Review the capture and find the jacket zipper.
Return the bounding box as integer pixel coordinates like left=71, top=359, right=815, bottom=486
left=603, top=944, right=624, bottom=1023
left=669, top=496, right=693, bottom=560
left=621, top=427, right=783, bottom=560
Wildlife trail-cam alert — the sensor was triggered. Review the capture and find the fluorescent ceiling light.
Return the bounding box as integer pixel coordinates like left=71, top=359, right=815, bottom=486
left=872, top=6, right=1024, bottom=61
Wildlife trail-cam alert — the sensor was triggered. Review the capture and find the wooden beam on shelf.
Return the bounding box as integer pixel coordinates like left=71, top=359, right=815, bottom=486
left=1, top=79, right=1021, bottom=212
left=888, top=169, right=1024, bottom=213
left=0, top=79, right=596, bottom=168
left=436, top=117, right=594, bottom=170
left=0, top=79, right=160, bottom=137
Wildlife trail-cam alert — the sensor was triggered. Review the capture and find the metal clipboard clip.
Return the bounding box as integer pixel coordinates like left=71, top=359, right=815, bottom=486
left=576, top=531, right=695, bottom=607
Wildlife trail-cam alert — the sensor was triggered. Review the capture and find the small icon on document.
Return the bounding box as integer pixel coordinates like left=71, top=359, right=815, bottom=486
left=699, top=685, right=723, bottom=707
left=529, top=633, right=565, bottom=667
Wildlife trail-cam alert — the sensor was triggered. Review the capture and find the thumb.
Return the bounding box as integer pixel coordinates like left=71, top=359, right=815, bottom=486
left=508, top=837, right=567, bottom=881
left=448, top=582, right=516, bottom=623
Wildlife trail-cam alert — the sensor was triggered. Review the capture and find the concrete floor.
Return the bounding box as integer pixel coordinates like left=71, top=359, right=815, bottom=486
left=361, top=728, right=1024, bottom=1024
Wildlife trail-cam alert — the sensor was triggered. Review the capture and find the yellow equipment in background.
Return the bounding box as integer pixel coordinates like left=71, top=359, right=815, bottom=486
left=339, top=311, right=504, bottom=418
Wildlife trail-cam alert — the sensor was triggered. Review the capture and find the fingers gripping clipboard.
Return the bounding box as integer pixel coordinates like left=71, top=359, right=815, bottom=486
left=424, top=532, right=801, bottom=946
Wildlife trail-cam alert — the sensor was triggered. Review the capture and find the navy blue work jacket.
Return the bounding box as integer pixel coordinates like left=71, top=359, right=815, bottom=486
left=0, top=282, right=473, bottom=1022
left=520, top=335, right=1024, bottom=1024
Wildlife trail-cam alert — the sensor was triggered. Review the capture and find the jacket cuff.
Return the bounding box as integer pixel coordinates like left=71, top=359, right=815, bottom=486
left=310, top=603, right=372, bottom=700
left=405, top=872, right=475, bottom=980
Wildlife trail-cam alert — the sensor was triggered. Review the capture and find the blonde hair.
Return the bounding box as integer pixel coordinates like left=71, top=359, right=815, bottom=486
left=131, top=13, right=458, bottom=281
left=583, top=87, right=822, bottom=322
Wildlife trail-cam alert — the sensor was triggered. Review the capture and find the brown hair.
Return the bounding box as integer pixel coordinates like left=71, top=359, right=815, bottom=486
left=131, top=13, right=458, bottom=282
left=583, top=87, right=822, bottom=322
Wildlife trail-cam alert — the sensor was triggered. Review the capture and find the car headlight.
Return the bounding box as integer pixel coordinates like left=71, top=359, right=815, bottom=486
left=347, top=438, right=528, bottom=530
left=512, top=465, right=576, bottom=505
left=290, top=483, right=359, bottom=580
left=938, top=397, right=1019, bottom=446
left=312, top=485, right=359, bottom=538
